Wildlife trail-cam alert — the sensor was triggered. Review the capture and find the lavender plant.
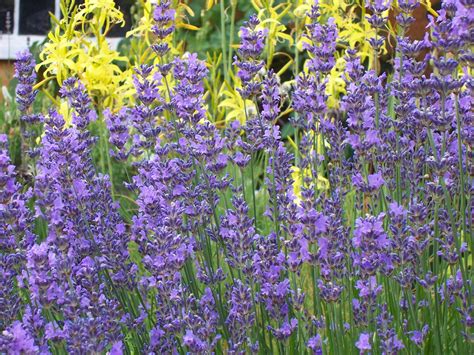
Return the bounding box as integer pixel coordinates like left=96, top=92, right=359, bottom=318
left=1, top=0, right=472, bottom=354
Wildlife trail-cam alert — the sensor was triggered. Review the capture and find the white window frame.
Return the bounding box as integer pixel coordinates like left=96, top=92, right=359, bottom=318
left=0, top=0, right=123, bottom=60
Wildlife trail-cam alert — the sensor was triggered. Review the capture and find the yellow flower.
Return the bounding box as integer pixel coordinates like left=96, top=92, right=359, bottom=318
left=37, top=0, right=134, bottom=110
left=126, top=0, right=154, bottom=43
left=38, top=27, right=82, bottom=85
left=76, top=0, right=125, bottom=31
left=326, top=55, right=346, bottom=109
left=291, top=166, right=330, bottom=204
left=219, top=83, right=256, bottom=125
left=59, top=99, right=73, bottom=127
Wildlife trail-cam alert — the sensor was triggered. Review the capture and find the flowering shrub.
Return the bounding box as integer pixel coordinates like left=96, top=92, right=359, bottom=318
left=1, top=0, right=473, bottom=354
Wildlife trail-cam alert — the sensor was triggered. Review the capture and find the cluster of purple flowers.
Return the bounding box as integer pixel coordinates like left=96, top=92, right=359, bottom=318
left=1, top=0, right=472, bottom=353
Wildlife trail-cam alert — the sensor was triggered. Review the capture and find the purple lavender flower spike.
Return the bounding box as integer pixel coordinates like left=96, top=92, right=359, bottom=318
left=172, top=53, right=208, bottom=124
left=355, top=332, right=372, bottom=353
left=14, top=51, right=37, bottom=113
left=408, top=325, right=429, bottom=347
left=352, top=213, right=391, bottom=276
left=27, top=85, right=130, bottom=350
left=59, top=77, right=97, bottom=129
left=260, top=69, right=281, bottom=122
left=220, top=196, right=257, bottom=273
left=14, top=51, right=43, bottom=158
left=308, top=334, right=323, bottom=355
left=234, top=14, right=267, bottom=98
left=304, top=6, right=338, bottom=75
left=105, top=108, right=132, bottom=161
left=376, top=304, right=405, bottom=353
left=0, top=134, right=35, bottom=330
left=151, top=0, right=175, bottom=56
left=226, top=280, right=256, bottom=352
left=0, top=321, right=39, bottom=354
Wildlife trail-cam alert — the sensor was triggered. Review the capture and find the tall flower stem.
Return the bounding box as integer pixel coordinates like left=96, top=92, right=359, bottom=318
left=455, top=95, right=467, bottom=256
left=227, top=0, right=237, bottom=76
left=220, top=0, right=229, bottom=82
